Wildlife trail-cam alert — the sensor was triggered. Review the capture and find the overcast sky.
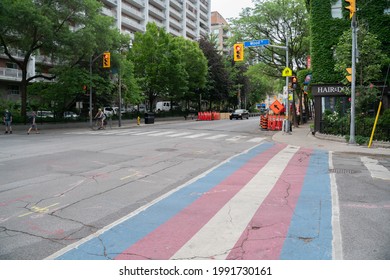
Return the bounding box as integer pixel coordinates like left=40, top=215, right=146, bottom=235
left=210, top=0, right=255, bottom=20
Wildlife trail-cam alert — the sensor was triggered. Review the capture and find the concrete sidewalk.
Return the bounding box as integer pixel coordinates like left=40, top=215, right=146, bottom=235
left=272, top=121, right=390, bottom=156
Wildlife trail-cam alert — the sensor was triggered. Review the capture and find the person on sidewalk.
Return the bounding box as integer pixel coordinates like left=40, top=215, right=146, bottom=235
left=27, top=111, right=40, bottom=135
left=3, top=109, right=12, bottom=134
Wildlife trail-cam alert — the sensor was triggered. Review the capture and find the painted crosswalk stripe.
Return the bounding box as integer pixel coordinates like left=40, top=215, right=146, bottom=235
left=49, top=142, right=275, bottom=260
left=183, top=133, right=210, bottom=139
left=132, top=130, right=161, bottom=135
left=247, top=137, right=265, bottom=143
left=226, top=135, right=248, bottom=142
left=361, top=156, right=390, bottom=180
left=148, top=131, right=175, bottom=136
left=205, top=134, right=228, bottom=140
left=115, top=143, right=286, bottom=260
left=166, top=132, right=192, bottom=137
left=171, top=145, right=299, bottom=260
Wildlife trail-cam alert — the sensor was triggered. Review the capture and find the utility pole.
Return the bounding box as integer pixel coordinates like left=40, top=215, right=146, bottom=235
left=345, top=0, right=357, bottom=144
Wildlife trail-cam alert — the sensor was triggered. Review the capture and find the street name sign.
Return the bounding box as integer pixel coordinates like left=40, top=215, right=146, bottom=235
left=244, top=39, right=270, bottom=47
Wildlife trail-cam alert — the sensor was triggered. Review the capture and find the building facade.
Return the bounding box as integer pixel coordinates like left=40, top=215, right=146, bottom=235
left=210, top=11, right=231, bottom=56
left=100, top=0, right=211, bottom=40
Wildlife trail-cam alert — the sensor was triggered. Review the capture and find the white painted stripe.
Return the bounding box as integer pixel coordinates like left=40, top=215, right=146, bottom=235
left=205, top=134, right=228, bottom=140
left=171, top=145, right=299, bottom=260
left=247, top=137, right=265, bottom=143
left=166, top=132, right=192, bottom=137
left=226, top=135, right=248, bottom=142
left=148, top=131, right=175, bottom=136
left=183, top=133, right=210, bottom=139
left=329, top=151, right=343, bottom=260
left=132, top=130, right=161, bottom=136
left=361, top=156, right=390, bottom=180
left=46, top=143, right=267, bottom=260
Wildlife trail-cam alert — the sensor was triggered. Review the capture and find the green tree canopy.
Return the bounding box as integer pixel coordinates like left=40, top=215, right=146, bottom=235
left=0, top=0, right=122, bottom=118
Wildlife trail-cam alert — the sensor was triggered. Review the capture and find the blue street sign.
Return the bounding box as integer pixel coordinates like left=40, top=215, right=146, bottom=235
left=244, top=39, right=270, bottom=47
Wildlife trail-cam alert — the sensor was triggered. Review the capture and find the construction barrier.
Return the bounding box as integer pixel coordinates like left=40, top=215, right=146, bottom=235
left=197, top=111, right=221, bottom=121
left=260, top=115, right=268, bottom=130
left=267, top=115, right=283, bottom=131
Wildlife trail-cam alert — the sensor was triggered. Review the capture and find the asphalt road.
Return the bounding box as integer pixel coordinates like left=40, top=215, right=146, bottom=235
left=0, top=118, right=389, bottom=260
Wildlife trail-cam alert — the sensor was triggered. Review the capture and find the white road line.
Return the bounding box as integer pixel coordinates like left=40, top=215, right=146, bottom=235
left=166, top=132, right=192, bottom=137
left=205, top=134, right=228, bottom=140
left=247, top=137, right=265, bottom=143
left=226, top=135, right=248, bottom=142
left=148, top=131, right=175, bottom=136
left=329, top=152, right=343, bottom=260
left=183, top=133, right=210, bottom=139
left=132, top=130, right=161, bottom=136
left=171, top=145, right=299, bottom=260
left=361, top=156, right=390, bottom=180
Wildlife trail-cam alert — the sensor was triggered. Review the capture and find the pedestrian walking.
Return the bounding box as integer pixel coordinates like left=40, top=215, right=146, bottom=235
left=27, top=111, right=40, bottom=135
left=3, top=109, right=12, bottom=134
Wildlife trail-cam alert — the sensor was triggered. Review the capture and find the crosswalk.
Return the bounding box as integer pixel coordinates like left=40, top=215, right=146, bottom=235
left=64, top=129, right=266, bottom=143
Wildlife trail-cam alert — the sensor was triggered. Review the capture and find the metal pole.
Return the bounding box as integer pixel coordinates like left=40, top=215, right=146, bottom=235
left=89, top=56, right=93, bottom=127
left=118, top=62, right=122, bottom=127
left=284, top=33, right=290, bottom=133
left=349, top=14, right=357, bottom=144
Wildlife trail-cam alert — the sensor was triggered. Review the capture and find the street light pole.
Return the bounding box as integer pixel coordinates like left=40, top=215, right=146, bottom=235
left=349, top=13, right=357, bottom=144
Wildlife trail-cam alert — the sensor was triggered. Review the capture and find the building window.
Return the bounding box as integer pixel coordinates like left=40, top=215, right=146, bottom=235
left=7, top=85, right=20, bottom=95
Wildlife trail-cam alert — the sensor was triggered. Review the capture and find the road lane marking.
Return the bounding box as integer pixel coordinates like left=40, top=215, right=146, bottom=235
left=171, top=145, right=298, bottom=260
left=361, top=156, right=390, bottom=180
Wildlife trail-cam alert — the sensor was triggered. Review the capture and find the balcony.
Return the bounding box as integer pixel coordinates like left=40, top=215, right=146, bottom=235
left=169, top=17, right=182, bottom=30
left=170, top=7, right=182, bottom=20
left=186, top=18, right=196, bottom=29
left=0, top=67, right=22, bottom=82
left=149, top=0, right=166, bottom=10
left=128, top=0, right=145, bottom=9
left=148, top=5, right=165, bottom=20
left=101, top=0, right=118, bottom=7
left=170, top=0, right=183, bottom=10
left=122, top=3, right=144, bottom=20
left=122, top=17, right=145, bottom=32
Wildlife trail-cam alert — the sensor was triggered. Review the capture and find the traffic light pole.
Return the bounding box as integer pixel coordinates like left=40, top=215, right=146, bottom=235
left=349, top=14, right=357, bottom=144
left=89, top=52, right=107, bottom=127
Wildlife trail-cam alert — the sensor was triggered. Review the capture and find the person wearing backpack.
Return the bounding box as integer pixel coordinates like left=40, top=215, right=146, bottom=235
left=3, top=109, right=12, bottom=134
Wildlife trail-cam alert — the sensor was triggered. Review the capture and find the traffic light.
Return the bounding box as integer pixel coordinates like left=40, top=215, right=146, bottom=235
left=103, top=52, right=110, bottom=68
left=345, top=0, right=355, bottom=19
left=233, top=43, right=244, bottom=62
left=346, top=68, right=352, bottom=82
left=291, top=76, right=298, bottom=89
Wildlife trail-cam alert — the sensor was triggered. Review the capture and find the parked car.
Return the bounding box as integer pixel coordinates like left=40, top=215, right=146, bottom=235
left=63, top=111, right=79, bottom=119
left=230, top=109, right=249, bottom=120
left=103, top=107, right=115, bottom=117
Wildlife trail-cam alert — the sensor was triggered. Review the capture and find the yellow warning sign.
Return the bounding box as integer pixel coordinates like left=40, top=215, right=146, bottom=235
left=282, top=67, right=292, bottom=77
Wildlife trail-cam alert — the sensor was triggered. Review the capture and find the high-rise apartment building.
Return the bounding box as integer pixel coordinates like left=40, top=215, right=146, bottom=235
left=100, top=0, right=211, bottom=40
left=210, top=11, right=231, bottom=55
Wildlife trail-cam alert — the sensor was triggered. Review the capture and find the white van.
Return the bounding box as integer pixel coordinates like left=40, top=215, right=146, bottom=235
left=155, top=101, right=178, bottom=112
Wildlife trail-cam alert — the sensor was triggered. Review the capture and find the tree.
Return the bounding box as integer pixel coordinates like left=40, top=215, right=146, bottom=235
left=0, top=0, right=122, bottom=118
left=198, top=38, right=230, bottom=110
left=230, top=0, right=310, bottom=76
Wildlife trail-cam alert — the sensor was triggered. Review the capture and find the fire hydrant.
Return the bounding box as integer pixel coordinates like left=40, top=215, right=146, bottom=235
left=137, top=116, right=140, bottom=126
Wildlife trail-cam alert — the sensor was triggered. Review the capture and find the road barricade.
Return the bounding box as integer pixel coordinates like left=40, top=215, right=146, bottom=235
left=267, top=115, right=283, bottom=131
left=260, top=115, right=268, bottom=130
left=197, top=111, right=221, bottom=121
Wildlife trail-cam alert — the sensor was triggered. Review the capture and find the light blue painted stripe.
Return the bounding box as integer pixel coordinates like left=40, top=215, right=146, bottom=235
left=56, top=142, right=274, bottom=260
left=280, top=150, right=333, bottom=260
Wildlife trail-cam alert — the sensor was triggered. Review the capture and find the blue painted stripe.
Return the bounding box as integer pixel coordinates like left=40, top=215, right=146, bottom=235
left=280, top=150, right=333, bottom=260
left=56, top=142, right=274, bottom=260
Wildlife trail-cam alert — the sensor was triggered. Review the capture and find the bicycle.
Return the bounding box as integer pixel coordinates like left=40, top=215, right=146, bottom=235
left=91, top=118, right=107, bottom=130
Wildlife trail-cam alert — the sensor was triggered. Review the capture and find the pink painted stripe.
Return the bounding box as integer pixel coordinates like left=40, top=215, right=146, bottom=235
left=115, top=143, right=287, bottom=260
left=226, top=148, right=313, bottom=260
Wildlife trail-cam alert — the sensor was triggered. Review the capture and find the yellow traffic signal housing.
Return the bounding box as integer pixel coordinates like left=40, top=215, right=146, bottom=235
left=345, top=0, right=355, bottom=19
left=103, top=52, right=110, bottom=68
left=233, top=43, right=244, bottom=62
left=346, top=67, right=352, bottom=82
